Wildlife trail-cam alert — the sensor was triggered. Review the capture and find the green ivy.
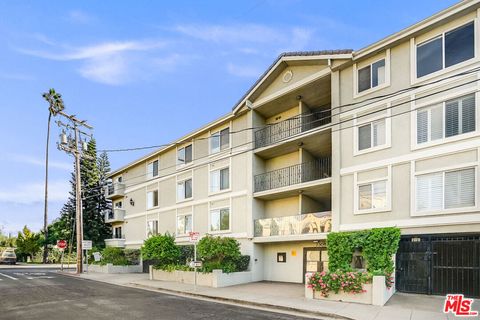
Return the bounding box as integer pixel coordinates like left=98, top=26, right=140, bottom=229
left=326, top=230, right=367, bottom=271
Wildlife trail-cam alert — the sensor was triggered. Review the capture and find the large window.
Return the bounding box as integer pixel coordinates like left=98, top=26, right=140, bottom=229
left=416, top=22, right=475, bottom=78
left=178, top=145, right=193, bottom=165
left=147, top=160, right=159, bottom=179
left=114, top=227, right=122, bottom=239
left=358, top=59, right=385, bottom=93
left=210, top=167, right=229, bottom=193
left=417, top=94, right=476, bottom=144
left=147, top=190, right=159, bottom=209
left=177, top=178, right=193, bottom=201
left=416, top=168, right=475, bottom=212
left=176, top=214, right=192, bottom=235
left=210, top=208, right=230, bottom=232
left=147, top=220, right=158, bottom=237
left=358, top=180, right=387, bottom=210
left=358, top=119, right=386, bottom=151
left=211, top=128, right=230, bottom=154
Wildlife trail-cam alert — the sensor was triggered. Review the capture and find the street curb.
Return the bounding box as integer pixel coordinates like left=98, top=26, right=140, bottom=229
left=56, top=272, right=353, bottom=320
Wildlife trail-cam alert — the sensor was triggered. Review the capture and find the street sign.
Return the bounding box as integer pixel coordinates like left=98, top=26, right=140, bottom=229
left=189, top=261, right=202, bottom=268
left=93, top=252, right=102, bottom=262
left=57, top=240, right=67, bottom=251
left=82, top=240, right=92, bottom=250
left=188, top=232, right=200, bottom=243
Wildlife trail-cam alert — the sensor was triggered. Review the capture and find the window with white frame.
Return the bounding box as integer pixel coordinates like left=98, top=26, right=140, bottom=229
left=177, top=178, right=192, bottom=201
left=176, top=214, right=192, bottom=235
left=417, top=94, right=476, bottom=144
left=147, top=160, right=159, bottom=179
left=416, top=167, right=475, bottom=212
left=416, top=22, right=475, bottom=78
left=114, top=226, right=122, bottom=239
left=210, top=208, right=230, bottom=232
left=358, top=180, right=387, bottom=210
left=147, top=220, right=158, bottom=237
left=114, top=201, right=123, bottom=209
left=210, top=167, right=229, bottom=193
left=358, top=59, right=385, bottom=93
left=358, top=119, right=386, bottom=151
left=177, top=145, right=193, bottom=165
left=210, top=128, right=230, bottom=154
left=147, top=190, right=159, bottom=209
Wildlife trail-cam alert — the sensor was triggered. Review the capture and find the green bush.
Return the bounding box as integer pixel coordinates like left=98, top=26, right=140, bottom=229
left=100, top=247, right=128, bottom=266
left=179, top=245, right=194, bottom=265
left=235, top=255, right=250, bottom=272
left=141, top=233, right=180, bottom=267
left=197, top=235, right=242, bottom=273
left=124, top=249, right=141, bottom=265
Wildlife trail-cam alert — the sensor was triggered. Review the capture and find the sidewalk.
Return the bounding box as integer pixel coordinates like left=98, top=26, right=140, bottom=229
left=59, top=271, right=471, bottom=320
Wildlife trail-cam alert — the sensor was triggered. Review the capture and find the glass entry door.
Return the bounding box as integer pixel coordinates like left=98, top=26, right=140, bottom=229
left=303, top=247, right=325, bottom=283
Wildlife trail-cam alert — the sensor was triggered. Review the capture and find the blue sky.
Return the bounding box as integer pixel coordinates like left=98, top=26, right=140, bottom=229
left=0, top=0, right=458, bottom=234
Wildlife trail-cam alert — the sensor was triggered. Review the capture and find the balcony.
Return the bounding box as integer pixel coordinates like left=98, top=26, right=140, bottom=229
left=105, top=182, right=125, bottom=199
left=254, top=212, right=332, bottom=242
left=254, top=158, right=331, bottom=194
left=105, top=209, right=125, bottom=223
left=105, top=238, right=126, bottom=248
left=254, top=110, right=331, bottom=149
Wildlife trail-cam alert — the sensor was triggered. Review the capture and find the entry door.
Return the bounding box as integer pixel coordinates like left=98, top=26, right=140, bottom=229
left=303, top=247, right=324, bottom=283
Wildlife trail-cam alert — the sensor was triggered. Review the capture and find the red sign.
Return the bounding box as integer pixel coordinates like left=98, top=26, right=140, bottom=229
left=57, top=240, right=67, bottom=249
left=188, top=232, right=200, bottom=242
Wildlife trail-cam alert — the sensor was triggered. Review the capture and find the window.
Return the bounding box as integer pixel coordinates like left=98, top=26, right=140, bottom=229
left=211, top=128, right=230, bottom=154
left=147, top=190, right=158, bottom=209
left=416, top=168, right=475, bottom=212
left=147, top=160, right=159, bottom=179
left=210, top=208, right=230, bottom=232
left=358, top=119, right=386, bottom=151
left=177, top=178, right=192, bottom=201
left=358, top=180, right=387, bottom=210
left=416, top=22, right=474, bottom=78
left=178, top=145, right=193, bottom=165
left=114, top=201, right=123, bottom=209
left=176, top=214, right=192, bottom=235
left=210, top=167, right=229, bottom=192
left=147, top=220, right=158, bottom=237
left=358, top=59, right=385, bottom=92
left=114, top=227, right=122, bottom=239
left=417, top=94, right=476, bottom=144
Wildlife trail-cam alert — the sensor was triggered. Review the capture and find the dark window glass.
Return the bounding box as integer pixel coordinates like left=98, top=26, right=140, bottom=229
left=152, top=160, right=158, bottom=177
left=185, top=145, right=192, bottom=163
left=220, top=168, right=229, bottom=190
left=371, top=59, right=385, bottom=87
left=445, top=22, right=475, bottom=68
left=220, top=128, right=230, bottom=150
left=358, top=124, right=371, bottom=150
left=445, top=100, right=459, bottom=137
left=185, top=179, right=192, bottom=198
left=417, top=37, right=443, bottom=77
left=358, top=65, right=371, bottom=92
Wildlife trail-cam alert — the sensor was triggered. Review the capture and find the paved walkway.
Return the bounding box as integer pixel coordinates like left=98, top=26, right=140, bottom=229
left=60, top=271, right=475, bottom=320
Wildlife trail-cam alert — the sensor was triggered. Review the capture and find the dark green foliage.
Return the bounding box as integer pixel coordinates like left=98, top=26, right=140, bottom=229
left=124, top=249, right=141, bottom=265
left=234, top=255, right=250, bottom=272
left=16, top=226, right=42, bottom=261
left=197, top=235, right=242, bottom=273
left=141, top=233, right=181, bottom=267
left=100, top=247, right=128, bottom=266
left=179, top=245, right=194, bottom=264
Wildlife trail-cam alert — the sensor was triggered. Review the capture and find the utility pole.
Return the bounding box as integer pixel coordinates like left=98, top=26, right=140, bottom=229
left=56, top=111, right=93, bottom=274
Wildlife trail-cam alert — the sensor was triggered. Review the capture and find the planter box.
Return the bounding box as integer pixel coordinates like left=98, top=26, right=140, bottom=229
left=150, top=267, right=253, bottom=288
left=88, top=263, right=142, bottom=274
left=305, top=274, right=395, bottom=306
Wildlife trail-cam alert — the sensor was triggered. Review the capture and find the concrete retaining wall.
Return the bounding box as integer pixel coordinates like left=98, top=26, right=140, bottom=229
left=88, top=263, right=142, bottom=274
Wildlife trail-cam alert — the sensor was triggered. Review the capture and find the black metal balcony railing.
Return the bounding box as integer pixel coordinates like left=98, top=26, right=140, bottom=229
left=254, top=158, right=331, bottom=193
left=254, top=110, right=331, bottom=149
left=254, top=212, right=332, bottom=237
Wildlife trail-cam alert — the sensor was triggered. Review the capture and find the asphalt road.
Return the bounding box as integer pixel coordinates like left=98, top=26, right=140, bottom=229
left=0, top=267, right=312, bottom=320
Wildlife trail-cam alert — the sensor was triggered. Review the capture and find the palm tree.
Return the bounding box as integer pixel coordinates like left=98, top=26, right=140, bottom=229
left=42, top=89, right=65, bottom=263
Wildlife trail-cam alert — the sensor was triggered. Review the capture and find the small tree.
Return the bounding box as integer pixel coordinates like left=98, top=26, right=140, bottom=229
left=16, top=226, right=41, bottom=262
left=197, top=235, right=242, bottom=273
left=141, top=233, right=180, bottom=267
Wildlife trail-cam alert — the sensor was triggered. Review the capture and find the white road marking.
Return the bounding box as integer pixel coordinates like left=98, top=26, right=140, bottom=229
left=0, top=272, right=18, bottom=280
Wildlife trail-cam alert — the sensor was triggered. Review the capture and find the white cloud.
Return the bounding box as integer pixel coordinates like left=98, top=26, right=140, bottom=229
left=8, top=153, right=71, bottom=171
left=67, top=10, right=93, bottom=24
left=0, top=180, right=69, bottom=205
left=226, top=63, right=262, bottom=78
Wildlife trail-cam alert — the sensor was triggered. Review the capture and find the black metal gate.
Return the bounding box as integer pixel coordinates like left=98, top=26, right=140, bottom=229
left=396, top=234, right=480, bottom=298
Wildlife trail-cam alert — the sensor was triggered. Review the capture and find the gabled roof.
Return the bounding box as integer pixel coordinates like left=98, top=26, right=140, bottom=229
left=231, top=50, right=353, bottom=114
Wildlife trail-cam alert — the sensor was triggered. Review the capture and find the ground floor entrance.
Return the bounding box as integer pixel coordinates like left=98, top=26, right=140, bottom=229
left=396, top=233, right=480, bottom=298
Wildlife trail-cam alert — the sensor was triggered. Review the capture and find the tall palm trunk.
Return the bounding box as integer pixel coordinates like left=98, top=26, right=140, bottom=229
left=42, top=112, right=51, bottom=264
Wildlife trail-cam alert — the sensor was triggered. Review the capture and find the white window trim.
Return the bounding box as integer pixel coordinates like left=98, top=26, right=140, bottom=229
left=353, top=49, right=391, bottom=99
left=353, top=165, right=392, bottom=215
left=410, top=159, right=479, bottom=217
left=146, top=188, right=159, bottom=210
left=353, top=106, right=392, bottom=156
left=410, top=90, right=480, bottom=151
left=146, top=219, right=159, bottom=238
left=176, top=173, right=193, bottom=203
left=176, top=143, right=194, bottom=169
left=176, top=208, right=194, bottom=237
left=209, top=123, right=231, bottom=156
left=208, top=159, right=232, bottom=196
left=114, top=200, right=123, bottom=209
left=208, top=199, right=232, bottom=234
left=410, top=18, right=479, bottom=85
left=146, top=158, right=159, bottom=180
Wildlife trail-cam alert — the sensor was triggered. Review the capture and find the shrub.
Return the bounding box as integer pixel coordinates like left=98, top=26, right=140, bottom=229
left=179, top=245, right=194, bottom=265
left=307, top=271, right=371, bottom=297
left=124, top=249, right=141, bottom=265
left=235, top=255, right=250, bottom=272
left=197, top=235, right=242, bottom=273
left=100, top=247, right=128, bottom=266
left=141, top=233, right=180, bottom=267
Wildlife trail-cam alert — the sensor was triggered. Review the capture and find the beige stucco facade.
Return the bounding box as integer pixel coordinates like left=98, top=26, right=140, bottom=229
left=105, top=0, right=480, bottom=284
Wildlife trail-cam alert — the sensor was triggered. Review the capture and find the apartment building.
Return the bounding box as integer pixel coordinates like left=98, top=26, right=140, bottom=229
left=105, top=0, right=480, bottom=297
